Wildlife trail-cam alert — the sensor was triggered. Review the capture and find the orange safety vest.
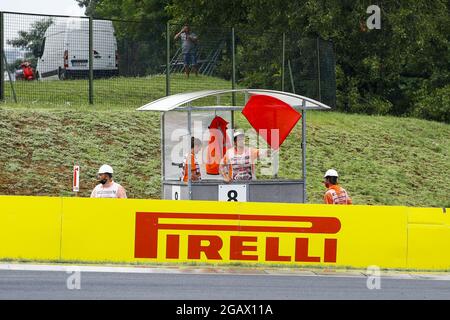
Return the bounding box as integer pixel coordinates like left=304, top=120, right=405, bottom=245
left=181, top=152, right=201, bottom=182
left=324, top=185, right=352, bottom=205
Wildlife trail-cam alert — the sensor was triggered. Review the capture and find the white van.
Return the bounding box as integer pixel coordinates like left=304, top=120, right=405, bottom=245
left=36, top=19, right=118, bottom=80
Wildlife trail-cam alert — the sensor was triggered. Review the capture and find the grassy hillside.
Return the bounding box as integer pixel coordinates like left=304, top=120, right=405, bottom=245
left=0, top=76, right=449, bottom=207
left=2, top=74, right=233, bottom=107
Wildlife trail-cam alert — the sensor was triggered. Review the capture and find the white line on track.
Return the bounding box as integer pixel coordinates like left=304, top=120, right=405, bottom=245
left=0, top=263, right=181, bottom=274
left=1, top=263, right=450, bottom=281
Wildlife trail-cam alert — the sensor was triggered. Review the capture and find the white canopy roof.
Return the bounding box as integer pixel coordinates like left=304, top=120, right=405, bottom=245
left=137, top=89, right=331, bottom=112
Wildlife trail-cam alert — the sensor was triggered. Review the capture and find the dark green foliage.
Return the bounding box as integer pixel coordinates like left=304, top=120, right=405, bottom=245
left=412, top=85, right=450, bottom=123
left=165, top=0, right=450, bottom=122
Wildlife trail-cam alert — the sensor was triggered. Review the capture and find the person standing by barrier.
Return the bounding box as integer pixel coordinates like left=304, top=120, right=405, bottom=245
left=174, top=24, right=199, bottom=78
left=181, top=137, right=203, bottom=182
left=323, top=169, right=352, bottom=204
left=90, top=164, right=127, bottom=198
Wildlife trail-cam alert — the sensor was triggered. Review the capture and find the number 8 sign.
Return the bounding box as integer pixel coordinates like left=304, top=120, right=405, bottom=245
left=218, top=184, right=247, bottom=202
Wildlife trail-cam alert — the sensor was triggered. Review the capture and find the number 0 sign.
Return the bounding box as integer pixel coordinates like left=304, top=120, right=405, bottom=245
left=218, top=184, right=247, bottom=202
left=172, top=186, right=181, bottom=200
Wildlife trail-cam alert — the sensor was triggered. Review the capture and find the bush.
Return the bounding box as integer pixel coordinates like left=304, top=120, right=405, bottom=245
left=412, top=85, right=450, bottom=123
left=337, top=78, right=393, bottom=115
left=363, top=95, right=393, bottom=115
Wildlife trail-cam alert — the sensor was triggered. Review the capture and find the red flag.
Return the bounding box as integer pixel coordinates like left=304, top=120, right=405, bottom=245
left=242, top=94, right=301, bottom=149
left=206, top=116, right=231, bottom=175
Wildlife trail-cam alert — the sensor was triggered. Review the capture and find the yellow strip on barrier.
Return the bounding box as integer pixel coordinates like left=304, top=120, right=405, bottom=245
left=0, top=196, right=448, bottom=270
left=61, top=197, right=145, bottom=262
left=407, top=207, right=450, bottom=270
left=0, top=196, right=62, bottom=260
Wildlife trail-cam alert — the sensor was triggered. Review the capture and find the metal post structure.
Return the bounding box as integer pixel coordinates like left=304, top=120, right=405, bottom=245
left=187, top=106, right=192, bottom=200
left=316, top=37, right=321, bottom=102
left=288, top=59, right=306, bottom=201
left=88, top=16, right=94, bottom=104
left=288, top=60, right=295, bottom=94
left=0, top=12, right=4, bottom=102
left=281, top=33, right=285, bottom=92
left=301, top=100, right=307, bottom=203
left=160, top=112, right=165, bottom=199
left=166, top=22, right=170, bottom=96
left=231, top=27, right=236, bottom=128
left=2, top=52, right=17, bottom=103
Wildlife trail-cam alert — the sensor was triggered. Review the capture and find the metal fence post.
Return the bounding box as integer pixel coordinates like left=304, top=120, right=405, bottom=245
left=0, top=12, right=4, bottom=102
left=316, top=37, right=321, bottom=102
left=301, top=100, right=307, bottom=203
left=89, top=16, right=94, bottom=105
left=281, top=33, right=285, bottom=92
left=166, top=21, right=170, bottom=96
left=288, top=60, right=295, bottom=94
left=231, top=27, right=236, bottom=127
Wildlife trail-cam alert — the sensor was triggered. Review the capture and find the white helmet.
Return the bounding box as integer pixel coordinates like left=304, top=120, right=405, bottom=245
left=324, top=169, right=339, bottom=178
left=98, top=164, right=114, bottom=174
left=233, top=130, right=245, bottom=138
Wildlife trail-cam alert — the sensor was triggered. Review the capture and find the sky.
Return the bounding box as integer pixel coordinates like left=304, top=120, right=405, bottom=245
left=1, top=0, right=86, bottom=49
left=0, top=0, right=85, bottom=16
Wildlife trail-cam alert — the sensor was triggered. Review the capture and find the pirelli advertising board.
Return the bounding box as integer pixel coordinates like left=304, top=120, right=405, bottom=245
left=0, top=196, right=449, bottom=270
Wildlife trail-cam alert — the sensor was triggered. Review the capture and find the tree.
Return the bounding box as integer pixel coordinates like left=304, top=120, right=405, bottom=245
left=7, top=18, right=53, bottom=67
left=76, top=0, right=169, bottom=25
left=74, top=0, right=450, bottom=122
left=76, top=0, right=98, bottom=17
left=76, top=0, right=170, bottom=76
left=167, top=0, right=450, bottom=121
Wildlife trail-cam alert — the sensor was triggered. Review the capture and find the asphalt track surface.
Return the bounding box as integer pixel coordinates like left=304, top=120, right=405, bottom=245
left=1, top=269, right=450, bottom=300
